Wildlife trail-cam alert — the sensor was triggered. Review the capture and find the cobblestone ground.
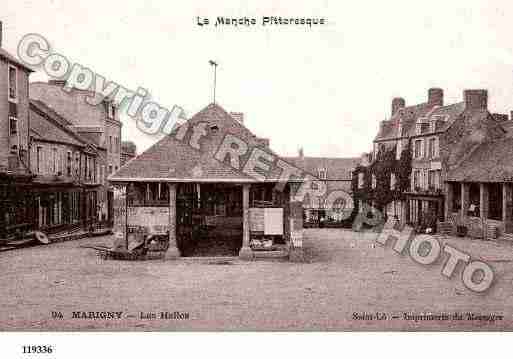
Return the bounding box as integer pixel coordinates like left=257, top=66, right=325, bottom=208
left=1, top=229, right=513, bottom=331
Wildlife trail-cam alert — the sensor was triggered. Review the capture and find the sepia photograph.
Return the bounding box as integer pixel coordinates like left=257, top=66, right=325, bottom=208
left=1, top=0, right=513, bottom=356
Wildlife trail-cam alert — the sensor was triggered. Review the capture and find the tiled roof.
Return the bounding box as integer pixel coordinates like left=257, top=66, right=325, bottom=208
left=0, top=48, right=33, bottom=72
left=30, top=99, right=74, bottom=127
left=111, top=103, right=295, bottom=182
left=374, top=102, right=466, bottom=141
left=284, top=156, right=359, bottom=180
left=29, top=103, right=85, bottom=147
left=447, top=137, right=513, bottom=182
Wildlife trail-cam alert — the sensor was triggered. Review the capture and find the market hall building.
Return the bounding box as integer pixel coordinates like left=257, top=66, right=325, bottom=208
left=109, top=104, right=306, bottom=260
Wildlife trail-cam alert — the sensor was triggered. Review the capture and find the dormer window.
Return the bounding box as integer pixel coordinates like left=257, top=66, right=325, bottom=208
left=8, top=65, right=17, bottom=102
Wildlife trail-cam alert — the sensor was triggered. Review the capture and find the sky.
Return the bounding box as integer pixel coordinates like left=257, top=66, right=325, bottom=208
left=3, top=0, right=513, bottom=158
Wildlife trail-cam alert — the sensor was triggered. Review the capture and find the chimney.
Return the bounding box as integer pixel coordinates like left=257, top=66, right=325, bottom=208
left=510, top=111, right=513, bottom=121
left=0, top=21, right=3, bottom=48
left=428, top=88, right=444, bottom=106
left=464, top=89, right=488, bottom=110
left=391, top=97, right=405, bottom=116
left=298, top=147, right=304, bottom=159
left=230, top=112, right=244, bottom=124
left=257, top=137, right=270, bottom=147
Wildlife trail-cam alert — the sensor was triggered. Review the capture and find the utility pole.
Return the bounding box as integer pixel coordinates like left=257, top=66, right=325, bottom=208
left=209, top=60, right=218, bottom=104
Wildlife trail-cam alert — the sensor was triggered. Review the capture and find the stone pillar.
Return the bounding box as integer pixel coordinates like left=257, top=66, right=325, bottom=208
left=480, top=183, right=489, bottom=220
left=461, top=183, right=470, bottom=221
left=239, top=184, right=254, bottom=260
left=166, top=183, right=180, bottom=259
left=503, top=183, right=513, bottom=233
left=289, top=183, right=305, bottom=262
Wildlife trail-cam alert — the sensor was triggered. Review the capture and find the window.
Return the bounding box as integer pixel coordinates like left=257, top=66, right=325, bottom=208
left=414, top=139, right=423, bottom=158
left=74, top=152, right=80, bottom=176
left=428, top=170, right=435, bottom=189
left=66, top=151, right=72, bottom=176
left=430, top=120, right=436, bottom=133
left=371, top=174, right=377, bottom=189
left=109, top=165, right=113, bottom=174
left=8, top=65, right=17, bottom=102
left=52, top=148, right=58, bottom=174
left=114, top=165, right=118, bottom=173
left=317, top=168, right=327, bottom=180
left=36, top=146, right=43, bottom=174
left=9, top=117, right=17, bottom=135
left=428, top=137, right=437, bottom=158
left=109, top=136, right=113, bottom=152
left=413, top=170, right=420, bottom=190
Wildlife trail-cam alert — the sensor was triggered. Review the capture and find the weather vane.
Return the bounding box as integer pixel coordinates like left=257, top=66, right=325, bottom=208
left=209, top=60, right=218, bottom=104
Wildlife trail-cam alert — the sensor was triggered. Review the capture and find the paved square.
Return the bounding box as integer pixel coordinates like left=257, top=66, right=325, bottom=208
left=1, top=229, right=512, bottom=330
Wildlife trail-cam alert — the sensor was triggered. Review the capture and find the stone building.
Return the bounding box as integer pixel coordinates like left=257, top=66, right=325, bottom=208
left=286, top=152, right=359, bottom=227
left=30, top=80, right=121, bottom=222
left=0, top=25, right=111, bottom=239
left=109, top=103, right=305, bottom=260
left=357, top=88, right=507, bottom=232
left=27, top=100, right=103, bottom=233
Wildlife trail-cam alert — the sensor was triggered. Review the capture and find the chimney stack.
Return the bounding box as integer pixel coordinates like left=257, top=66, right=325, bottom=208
left=0, top=21, right=3, bottom=48
left=298, top=147, right=304, bottom=159
left=230, top=112, right=244, bottom=124
left=464, top=89, right=488, bottom=110
left=428, top=88, right=444, bottom=106
left=391, top=97, right=405, bottom=116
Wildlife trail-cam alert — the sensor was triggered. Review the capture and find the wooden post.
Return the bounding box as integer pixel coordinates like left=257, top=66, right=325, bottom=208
left=461, top=183, right=469, bottom=221
left=239, top=183, right=253, bottom=260
left=480, top=183, right=489, bottom=220
left=503, top=183, right=513, bottom=233
left=166, top=183, right=180, bottom=259
left=445, top=182, right=453, bottom=219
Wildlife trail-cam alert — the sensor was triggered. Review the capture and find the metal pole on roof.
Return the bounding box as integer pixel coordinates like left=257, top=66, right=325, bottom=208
left=209, top=60, right=218, bottom=104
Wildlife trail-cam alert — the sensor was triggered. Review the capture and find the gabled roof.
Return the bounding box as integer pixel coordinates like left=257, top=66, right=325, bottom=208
left=284, top=156, right=359, bottom=180
left=29, top=100, right=92, bottom=148
left=0, top=48, right=33, bottom=72
left=447, top=137, right=513, bottom=182
left=111, top=103, right=294, bottom=182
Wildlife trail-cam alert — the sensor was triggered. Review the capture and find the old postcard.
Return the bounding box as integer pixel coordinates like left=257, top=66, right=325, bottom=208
left=2, top=0, right=513, bottom=345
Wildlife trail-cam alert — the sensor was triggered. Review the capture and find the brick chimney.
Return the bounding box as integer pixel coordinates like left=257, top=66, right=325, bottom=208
left=428, top=88, right=443, bottom=106
left=391, top=97, right=405, bottom=116
left=464, top=89, right=488, bottom=110
left=230, top=112, right=244, bottom=124
left=257, top=137, right=270, bottom=147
